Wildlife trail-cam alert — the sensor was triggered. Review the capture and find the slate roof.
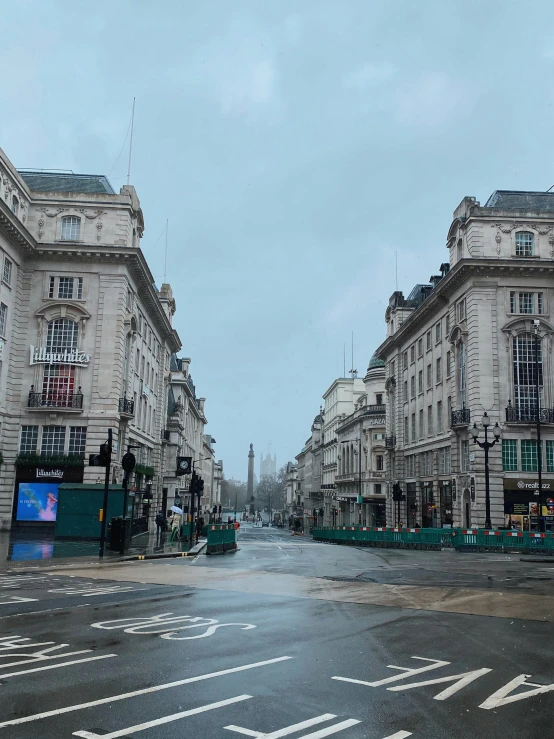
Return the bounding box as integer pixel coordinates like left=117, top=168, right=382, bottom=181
left=485, top=190, right=554, bottom=211
left=18, top=171, right=115, bottom=195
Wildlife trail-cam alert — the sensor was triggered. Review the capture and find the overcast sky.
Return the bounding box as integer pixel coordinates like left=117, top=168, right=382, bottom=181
left=3, top=1, right=554, bottom=479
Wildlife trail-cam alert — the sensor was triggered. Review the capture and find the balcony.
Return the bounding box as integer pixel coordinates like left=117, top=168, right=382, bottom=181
left=367, top=404, right=386, bottom=414
left=28, top=386, right=83, bottom=410
left=451, top=407, right=470, bottom=427
left=118, top=396, right=135, bottom=416
left=385, top=436, right=396, bottom=448
left=506, top=401, right=554, bottom=424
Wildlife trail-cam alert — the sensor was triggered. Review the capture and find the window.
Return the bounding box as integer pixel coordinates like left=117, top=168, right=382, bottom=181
left=49, top=276, right=55, bottom=298
left=445, top=313, right=450, bottom=335
left=547, top=441, right=554, bottom=472
left=60, top=216, right=81, bottom=241
left=460, top=440, right=469, bottom=472
left=410, top=345, right=415, bottom=363
left=515, top=231, right=534, bottom=257
left=136, top=349, right=140, bottom=371
left=20, top=426, right=38, bottom=454
left=403, top=351, right=408, bottom=370
left=447, top=396, right=452, bottom=425
left=459, top=343, right=467, bottom=408
left=435, top=322, right=441, bottom=343
left=376, top=455, right=384, bottom=471
left=446, top=350, right=451, bottom=377
left=457, top=298, right=466, bottom=321
left=77, top=277, right=83, bottom=299
left=437, top=400, right=443, bottom=433
left=58, top=277, right=74, bottom=299
left=376, top=393, right=383, bottom=405
left=418, top=370, right=423, bottom=394
left=42, top=319, right=78, bottom=406
left=404, top=416, right=409, bottom=442
left=509, top=291, right=544, bottom=315
left=427, top=405, right=433, bottom=435
left=403, top=380, right=408, bottom=403
left=69, top=427, right=87, bottom=456
left=436, top=357, right=442, bottom=384
left=41, top=426, right=66, bottom=455
left=457, top=239, right=462, bottom=260
left=2, top=258, right=12, bottom=285
left=410, top=376, right=415, bottom=398
left=521, top=440, right=539, bottom=472
left=374, top=483, right=382, bottom=495
left=411, top=413, right=416, bottom=442
left=0, top=303, right=6, bottom=337
left=406, top=455, right=415, bottom=477
left=427, top=364, right=432, bottom=389
left=11, top=196, right=19, bottom=216
left=513, top=334, right=542, bottom=415
left=390, top=360, right=395, bottom=377
left=426, top=331, right=431, bottom=351
left=502, top=439, right=518, bottom=471
left=417, top=338, right=423, bottom=357
left=419, top=409, right=424, bottom=439
left=438, top=448, right=446, bottom=474
left=519, top=292, right=534, bottom=314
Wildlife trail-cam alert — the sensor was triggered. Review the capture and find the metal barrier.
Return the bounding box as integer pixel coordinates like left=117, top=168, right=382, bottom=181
left=206, top=523, right=238, bottom=555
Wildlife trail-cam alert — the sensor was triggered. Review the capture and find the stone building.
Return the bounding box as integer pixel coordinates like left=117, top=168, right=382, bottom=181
left=0, top=145, right=219, bottom=531
left=335, top=355, right=387, bottom=526
left=293, top=411, right=324, bottom=529
left=260, top=449, right=276, bottom=479
left=376, top=191, right=554, bottom=531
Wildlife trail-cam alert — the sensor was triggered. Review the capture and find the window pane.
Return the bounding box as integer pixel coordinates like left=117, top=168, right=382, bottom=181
left=547, top=440, right=554, bottom=473
left=49, top=276, right=55, bottom=298
left=3, top=259, right=11, bottom=284
left=77, top=277, right=83, bottom=299
left=46, top=318, right=78, bottom=352
left=510, top=291, right=516, bottom=313
left=436, top=357, right=442, bottom=383
left=61, top=216, right=81, bottom=241
left=513, top=334, right=542, bottom=415
left=538, top=293, right=544, bottom=314
left=20, top=426, right=38, bottom=454
left=0, top=303, right=6, bottom=337
left=58, top=277, right=74, bottom=299
left=69, top=427, right=87, bottom=456
left=437, top=401, right=443, bottom=432
left=515, top=231, right=534, bottom=256
left=521, top=440, right=538, bottom=472
left=502, top=439, right=518, bottom=471
left=519, top=292, right=533, bottom=314
left=41, top=426, right=66, bottom=455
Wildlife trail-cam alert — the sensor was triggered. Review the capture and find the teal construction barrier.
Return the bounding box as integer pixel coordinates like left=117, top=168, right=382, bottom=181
left=206, top=523, right=238, bottom=555
left=452, top=528, right=554, bottom=554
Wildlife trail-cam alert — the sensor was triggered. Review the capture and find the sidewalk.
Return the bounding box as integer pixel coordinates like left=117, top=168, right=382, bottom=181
left=0, top=529, right=205, bottom=571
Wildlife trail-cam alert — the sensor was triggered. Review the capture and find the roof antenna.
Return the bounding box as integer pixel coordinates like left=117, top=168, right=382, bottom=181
left=343, top=344, right=346, bottom=378
left=163, top=219, right=168, bottom=283
left=395, top=250, right=398, bottom=291
left=126, top=97, right=136, bottom=186
left=349, top=331, right=357, bottom=379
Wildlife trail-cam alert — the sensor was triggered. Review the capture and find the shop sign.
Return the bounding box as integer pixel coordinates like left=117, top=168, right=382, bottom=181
left=365, top=416, right=385, bottom=426
left=504, top=478, right=553, bottom=492
left=36, top=468, right=64, bottom=479
left=30, top=346, right=91, bottom=366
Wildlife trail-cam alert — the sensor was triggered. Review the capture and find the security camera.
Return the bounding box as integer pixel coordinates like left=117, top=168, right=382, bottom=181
left=533, top=319, right=540, bottom=327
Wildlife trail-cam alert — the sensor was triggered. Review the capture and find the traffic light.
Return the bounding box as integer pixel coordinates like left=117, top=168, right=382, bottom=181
left=392, top=483, right=404, bottom=502
left=89, top=440, right=111, bottom=467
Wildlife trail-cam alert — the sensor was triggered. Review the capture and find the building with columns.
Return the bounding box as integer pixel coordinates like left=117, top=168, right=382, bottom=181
left=376, top=191, right=554, bottom=531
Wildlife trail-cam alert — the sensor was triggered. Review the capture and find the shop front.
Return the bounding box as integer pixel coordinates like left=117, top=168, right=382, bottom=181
left=504, top=477, right=554, bottom=531
left=12, top=460, right=85, bottom=528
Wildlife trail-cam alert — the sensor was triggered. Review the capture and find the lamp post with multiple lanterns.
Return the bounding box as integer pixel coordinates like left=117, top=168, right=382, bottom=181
left=470, top=412, right=501, bottom=530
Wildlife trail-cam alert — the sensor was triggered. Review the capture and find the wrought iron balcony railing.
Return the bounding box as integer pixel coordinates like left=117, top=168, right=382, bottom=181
left=385, top=436, right=396, bottom=448
left=506, top=401, right=554, bottom=424
left=451, top=407, right=471, bottom=427
left=28, top=386, right=83, bottom=409
left=118, top=397, right=135, bottom=416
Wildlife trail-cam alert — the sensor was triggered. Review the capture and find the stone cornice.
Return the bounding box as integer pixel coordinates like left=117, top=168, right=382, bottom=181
left=376, top=258, right=554, bottom=358
left=0, top=197, right=36, bottom=257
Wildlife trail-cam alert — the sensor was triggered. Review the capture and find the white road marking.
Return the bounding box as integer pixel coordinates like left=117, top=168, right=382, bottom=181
left=0, top=655, right=292, bottom=729
left=73, top=694, right=252, bottom=739
left=479, top=674, right=554, bottom=709
left=226, top=714, right=337, bottom=738
left=296, top=720, right=361, bottom=738
left=382, top=733, right=412, bottom=739
left=387, top=667, right=492, bottom=700
left=91, top=612, right=256, bottom=640
left=333, top=657, right=450, bottom=688
left=0, top=596, right=39, bottom=606
left=48, top=585, right=145, bottom=596
left=225, top=727, right=263, bottom=737
left=0, top=653, right=117, bottom=679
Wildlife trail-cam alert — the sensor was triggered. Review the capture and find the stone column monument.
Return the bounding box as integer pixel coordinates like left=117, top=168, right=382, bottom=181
left=247, top=444, right=255, bottom=501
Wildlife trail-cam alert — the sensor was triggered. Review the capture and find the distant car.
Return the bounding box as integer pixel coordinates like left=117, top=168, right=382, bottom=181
left=261, top=521, right=269, bottom=527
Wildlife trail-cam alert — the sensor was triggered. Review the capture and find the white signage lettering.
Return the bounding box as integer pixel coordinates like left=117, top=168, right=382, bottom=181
left=36, top=468, right=64, bottom=479
left=29, top=345, right=91, bottom=367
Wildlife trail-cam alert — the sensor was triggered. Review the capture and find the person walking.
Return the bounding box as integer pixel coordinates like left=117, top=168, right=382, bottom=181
left=155, top=510, right=166, bottom=544
left=169, top=512, right=181, bottom=542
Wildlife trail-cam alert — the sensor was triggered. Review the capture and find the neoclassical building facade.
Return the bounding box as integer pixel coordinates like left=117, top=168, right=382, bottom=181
left=376, top=191, right=554, bottom=531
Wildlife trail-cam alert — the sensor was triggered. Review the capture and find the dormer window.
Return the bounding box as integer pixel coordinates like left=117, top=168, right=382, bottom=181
left=515, top=231, right=534, bottom=257
left=61, top=215, right=81, bottom=241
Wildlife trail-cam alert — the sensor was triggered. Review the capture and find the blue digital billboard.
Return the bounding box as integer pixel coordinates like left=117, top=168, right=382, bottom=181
left=16, top=483, right=59, bottom=522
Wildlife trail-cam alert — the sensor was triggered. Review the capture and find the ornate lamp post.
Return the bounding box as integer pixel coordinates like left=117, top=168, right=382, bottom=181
left=470, top=412, right=501, bottom=529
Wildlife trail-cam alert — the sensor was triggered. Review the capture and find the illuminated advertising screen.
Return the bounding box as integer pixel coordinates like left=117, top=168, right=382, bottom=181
left=16, top=483, right=59, bottom=522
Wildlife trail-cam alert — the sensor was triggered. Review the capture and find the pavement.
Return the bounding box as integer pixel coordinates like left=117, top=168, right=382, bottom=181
left=0, top=523, right=552, bottom=739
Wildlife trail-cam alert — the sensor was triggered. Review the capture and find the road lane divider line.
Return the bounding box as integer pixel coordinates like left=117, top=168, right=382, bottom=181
left=0, top=655, right=293, bottom=729
left=296, top=719, right=361, bottom=738
left=382, top=733, right=412, bottom=739
left=73, top=694, right=252, bottom=739
left=226, top=714, right=337, bottom=739
left=0, top=654, right=117, bottom=680
left=225, top=726, right=264, bottom=737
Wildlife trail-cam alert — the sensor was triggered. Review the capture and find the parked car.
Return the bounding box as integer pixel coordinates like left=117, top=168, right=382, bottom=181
left=261, top=521, right=269, bottom=527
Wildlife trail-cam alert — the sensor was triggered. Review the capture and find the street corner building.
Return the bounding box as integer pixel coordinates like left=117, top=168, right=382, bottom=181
left=0, top=146, right=219, bottom=532
left=376, top=192, right=554, bottom=531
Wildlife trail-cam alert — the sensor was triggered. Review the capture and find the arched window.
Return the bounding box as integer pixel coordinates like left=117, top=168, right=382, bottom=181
left=61, top=215, right=81, bottom=241
left=42, top=319, right=79, bottom=407
left=515, top=231, right=534, bottom=257
left=11, top=196, right=19, bottom=216
left=513, top=333, right=542, bottom=418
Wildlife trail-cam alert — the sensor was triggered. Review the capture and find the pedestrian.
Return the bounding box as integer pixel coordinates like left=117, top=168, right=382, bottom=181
left=155, top=510, right=166, bottom=544
left=169, top=512, right=181, bottom=542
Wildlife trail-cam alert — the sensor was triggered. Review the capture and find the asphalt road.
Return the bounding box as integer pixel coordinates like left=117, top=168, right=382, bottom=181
left=0, top=524, right=552, bottom=739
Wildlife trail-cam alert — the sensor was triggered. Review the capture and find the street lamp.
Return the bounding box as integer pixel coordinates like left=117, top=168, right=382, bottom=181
left=533, top=320, right=545, bottom=533
left=470, top=412, right=501, bottom=529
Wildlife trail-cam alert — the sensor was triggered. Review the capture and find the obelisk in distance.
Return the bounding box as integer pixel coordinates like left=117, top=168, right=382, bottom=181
left=247, top=444, right=255, bottom=500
